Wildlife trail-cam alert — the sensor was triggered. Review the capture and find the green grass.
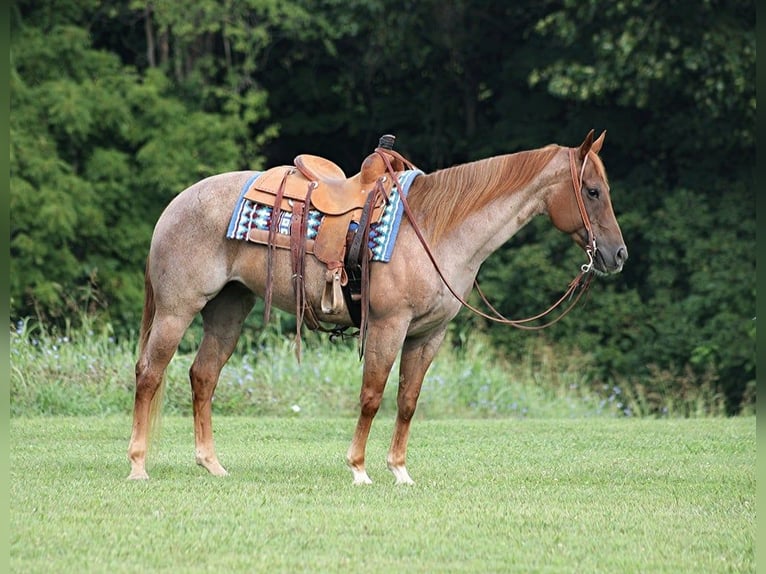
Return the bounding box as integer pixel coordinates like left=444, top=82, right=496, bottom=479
left=10, top=416, right=754, bottom=573
left=10, top=318, right=729, bottom=419
left=10, top=320, right=754, bottom=571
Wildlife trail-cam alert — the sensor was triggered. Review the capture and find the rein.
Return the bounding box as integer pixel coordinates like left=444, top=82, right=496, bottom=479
left=375, top=147, right=597, bottom=330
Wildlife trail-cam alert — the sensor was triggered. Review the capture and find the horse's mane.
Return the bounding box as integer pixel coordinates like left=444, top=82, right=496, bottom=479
left=407, top=145, right=562, bottom=242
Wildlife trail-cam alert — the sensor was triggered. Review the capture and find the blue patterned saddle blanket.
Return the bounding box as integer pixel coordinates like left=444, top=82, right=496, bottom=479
left=226, top=169, right=422, bottom=262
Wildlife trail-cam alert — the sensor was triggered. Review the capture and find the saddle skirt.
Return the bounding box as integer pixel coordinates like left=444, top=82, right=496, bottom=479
left=227, top=169, right=422, bottom=264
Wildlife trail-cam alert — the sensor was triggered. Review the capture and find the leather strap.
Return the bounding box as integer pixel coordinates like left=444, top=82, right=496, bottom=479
left=569, top=148, right=597, bottom=266
left=375, top=148, right=595, bottom=330
left=347, top=152, right=418, bottom=355
left=289, top=181, right=316, bottom=359
left=348, top=179, right=384, bottom=267
left=263, top=170, right=290, bottom=325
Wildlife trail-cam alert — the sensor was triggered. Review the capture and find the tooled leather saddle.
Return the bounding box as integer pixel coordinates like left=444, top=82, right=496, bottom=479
left=242, top=135, right=414, bottom=354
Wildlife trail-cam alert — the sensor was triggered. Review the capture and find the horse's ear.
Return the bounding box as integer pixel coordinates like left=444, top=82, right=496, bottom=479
left=590, top=130, right=606, bottom=155
left=578, top=129, right=595, bottom=160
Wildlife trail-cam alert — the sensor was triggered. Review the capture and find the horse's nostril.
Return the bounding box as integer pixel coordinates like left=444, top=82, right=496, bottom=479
left=616, top=246, right=628, bottom=264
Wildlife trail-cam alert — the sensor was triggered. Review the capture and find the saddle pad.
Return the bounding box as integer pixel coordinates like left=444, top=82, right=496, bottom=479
left=226, top=169, right=423, bottom=262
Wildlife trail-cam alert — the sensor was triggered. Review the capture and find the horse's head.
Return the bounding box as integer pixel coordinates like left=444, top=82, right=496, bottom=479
left=547, top=130, right=628, bottom=275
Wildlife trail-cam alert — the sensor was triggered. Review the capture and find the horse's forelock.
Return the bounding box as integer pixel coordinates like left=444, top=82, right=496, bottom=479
left=588, top=150, right=608, bottom=184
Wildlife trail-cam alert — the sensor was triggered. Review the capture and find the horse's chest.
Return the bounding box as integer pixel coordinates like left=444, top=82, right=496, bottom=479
left=404, top=290, right=463, bottom=335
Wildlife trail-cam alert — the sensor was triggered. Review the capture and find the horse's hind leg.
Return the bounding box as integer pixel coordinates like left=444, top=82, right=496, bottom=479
left=190, top=282, right=255, bottom=476
left=387, top=330, right=447, bottom=485
left=129, top=313, right=195, bottom=480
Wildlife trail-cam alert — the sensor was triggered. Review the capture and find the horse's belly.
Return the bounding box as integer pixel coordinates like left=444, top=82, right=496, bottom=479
left=232, top=244, right=355, bottom=326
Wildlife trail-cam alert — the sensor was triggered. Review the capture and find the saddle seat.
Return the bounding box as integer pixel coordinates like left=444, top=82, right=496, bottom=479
left=246, top=152, right=395, bottom=215
left=293, top=153, right=395, bottom=213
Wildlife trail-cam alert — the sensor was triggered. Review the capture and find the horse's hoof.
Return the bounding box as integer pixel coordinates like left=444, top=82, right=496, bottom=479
left=350, top=469, right=373, bottom=485
left=389, top=465, right=415, bottom=485
left=127, top=471, right=149, bottom=480
left=352, top=476, right=373, bottom=485
left=198, top=460, right=229, bottom=476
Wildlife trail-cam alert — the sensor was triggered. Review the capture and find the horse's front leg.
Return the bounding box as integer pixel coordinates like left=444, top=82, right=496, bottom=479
left=387, top=330, right=447, bottom=485
left=346, top=322, right=406, bottom=484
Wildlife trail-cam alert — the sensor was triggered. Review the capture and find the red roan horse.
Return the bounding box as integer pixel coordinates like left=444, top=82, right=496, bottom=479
left=128, top=130, right=627, bottom=484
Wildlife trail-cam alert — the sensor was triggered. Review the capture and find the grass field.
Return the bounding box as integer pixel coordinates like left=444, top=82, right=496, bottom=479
left=10, top=415, right=755, bottom=573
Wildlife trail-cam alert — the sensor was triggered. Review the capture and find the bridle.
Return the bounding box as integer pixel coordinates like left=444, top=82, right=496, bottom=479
left=375, top=146, right=598, bottom=330
left=568, top=148, right=598, bottom=275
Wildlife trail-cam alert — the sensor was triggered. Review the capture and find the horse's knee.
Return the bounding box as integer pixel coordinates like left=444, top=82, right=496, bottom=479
left=397, top=405, right=416, bottom=423
left=359, top=389, right=383, bottom=418
left=397, top=388, right=421, bottom=422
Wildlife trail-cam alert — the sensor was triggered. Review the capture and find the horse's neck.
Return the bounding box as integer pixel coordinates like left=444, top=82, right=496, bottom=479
left=415, top=149, right=569, bottom=273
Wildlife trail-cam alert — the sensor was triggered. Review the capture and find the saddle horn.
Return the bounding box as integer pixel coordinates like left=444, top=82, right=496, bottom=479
left=379, top=134, right=396, bottom=150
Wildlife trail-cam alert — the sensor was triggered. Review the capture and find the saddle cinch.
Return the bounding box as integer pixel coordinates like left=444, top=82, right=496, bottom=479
left=243, top=135, right=411, bottom=334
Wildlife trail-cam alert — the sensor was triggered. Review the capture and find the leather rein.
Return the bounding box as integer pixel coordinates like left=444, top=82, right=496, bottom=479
left=375, top=147, right=598, bottom=330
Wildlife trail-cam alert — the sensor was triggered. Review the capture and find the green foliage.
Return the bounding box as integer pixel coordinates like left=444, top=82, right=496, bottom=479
left=530, top=0, right=755, bottom=150
left=10, top=1, right=755, bottom=412
left=10, top=6, right=272, bottom=327
left=10, top=320, right=731, bottom=419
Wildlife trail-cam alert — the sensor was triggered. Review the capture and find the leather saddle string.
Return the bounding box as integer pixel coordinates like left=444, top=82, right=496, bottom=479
left=348, top=178, right=384, bottom=269
left=351, top=150, right=419, bottom=355
left=290, top=181, right=316, bottom=360
left=376, top=148, right=593, bottom=330
left=354, top=179, right=388, bottom=357
left=264, top=170, right=289, bottom=325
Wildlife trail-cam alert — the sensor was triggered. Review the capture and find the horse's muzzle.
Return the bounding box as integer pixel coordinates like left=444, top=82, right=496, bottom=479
left=594, top=244, right=628, bottom=275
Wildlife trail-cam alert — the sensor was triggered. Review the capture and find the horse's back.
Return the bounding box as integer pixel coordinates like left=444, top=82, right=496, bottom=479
left=153, top=171, right=256, bottom=232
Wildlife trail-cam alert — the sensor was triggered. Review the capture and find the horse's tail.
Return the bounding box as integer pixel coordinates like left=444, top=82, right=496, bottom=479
left=138, top=255, right=155, bottom=356
left=138, top=254, right=165, bottom=452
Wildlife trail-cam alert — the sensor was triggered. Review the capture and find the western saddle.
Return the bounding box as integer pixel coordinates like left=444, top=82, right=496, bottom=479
left=242, top=135, right=415, bottom=353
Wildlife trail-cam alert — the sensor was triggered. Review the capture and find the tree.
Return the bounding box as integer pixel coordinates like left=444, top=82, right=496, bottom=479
left=9, top=0, right=756, bottom=411
left=10, top=2, right=270, bottom=327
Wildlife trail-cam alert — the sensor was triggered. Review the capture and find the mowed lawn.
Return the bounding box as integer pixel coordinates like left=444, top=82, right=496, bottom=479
left=10, top=416, right=755, bottom=573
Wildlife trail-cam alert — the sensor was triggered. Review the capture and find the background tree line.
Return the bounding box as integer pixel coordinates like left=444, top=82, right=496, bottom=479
left=10, top=0, right=755, bottom=413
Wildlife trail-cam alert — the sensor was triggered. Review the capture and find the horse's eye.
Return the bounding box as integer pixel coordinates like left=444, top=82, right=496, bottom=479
left=586, top=187, right=600, bottom=199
